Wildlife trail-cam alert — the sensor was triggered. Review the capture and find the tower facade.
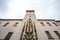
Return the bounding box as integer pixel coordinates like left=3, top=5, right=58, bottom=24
left=0, top=10, right=60, bottom=40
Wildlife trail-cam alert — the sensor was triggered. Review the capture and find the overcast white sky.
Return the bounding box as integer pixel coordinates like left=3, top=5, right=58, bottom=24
left=0, top=0, right=60, bottom=20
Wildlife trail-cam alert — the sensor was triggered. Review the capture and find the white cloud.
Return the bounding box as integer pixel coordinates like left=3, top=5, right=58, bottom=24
left=0, top=0, right=60, bottom=20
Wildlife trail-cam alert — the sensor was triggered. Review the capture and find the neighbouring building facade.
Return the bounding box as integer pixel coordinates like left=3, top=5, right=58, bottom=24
left=0, top=10, right=60, bottom=40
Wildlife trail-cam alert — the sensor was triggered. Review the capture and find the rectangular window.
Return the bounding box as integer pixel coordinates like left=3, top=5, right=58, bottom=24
left=3, top=22, right=9, bottom=27
left=52, top=22, right=58, bottom=26
left=40, top=22, right=45, bottom=26
left=4, top=32, right=13, bottom=40
left=45, top=31, right=54, bottom=39
left=13, top=22, right=19, bottom=27
left=54, top=31, right=60, bottom=39
left=46, top=22, right=52, bottom=26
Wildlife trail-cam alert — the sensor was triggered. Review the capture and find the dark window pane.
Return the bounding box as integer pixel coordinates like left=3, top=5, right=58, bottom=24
left=54, top=31, right=60, bottom=39
left=13, top=22, right=19, bottom=27
left=4, top=32, right=13, bottom=40
left=40, top=22, right=45, bottom=26
left=52, top=22, right=58, bottom=26
left=3, top=22, right=9, bottom=27
left=46, top=22, right=52, bottom=26
left=45, top=31, right=54, bottom=39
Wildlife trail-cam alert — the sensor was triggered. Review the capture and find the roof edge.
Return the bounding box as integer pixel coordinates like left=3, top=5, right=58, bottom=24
left=26, top=10, right=35, bottom=12
left=0, top=19, right=23, bottom=21
left=38, top=19, right=55, bottom=21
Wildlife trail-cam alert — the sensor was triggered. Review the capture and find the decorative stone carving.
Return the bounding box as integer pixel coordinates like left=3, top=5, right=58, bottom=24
left=20, top=18, right=38, bottom=40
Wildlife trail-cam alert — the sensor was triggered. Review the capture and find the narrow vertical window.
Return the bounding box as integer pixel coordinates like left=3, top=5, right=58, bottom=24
left=40, top=22, right=45, bottom=26
left=46, top=22, right=52, bottom=26
left=52, top=22, right=58, bottom=26
left=14, top=22, right=18, bottom=27
left=54, top=31, right=60, bottom=39
left=45, top=31, right=54, bottom=39
left=3, top=22, right=9, bottom=27
left=4, top=32, right=13, bottom=40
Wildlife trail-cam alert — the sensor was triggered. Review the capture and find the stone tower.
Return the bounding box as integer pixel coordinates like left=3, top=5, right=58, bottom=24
left=20, top=10, right=38, bottom=40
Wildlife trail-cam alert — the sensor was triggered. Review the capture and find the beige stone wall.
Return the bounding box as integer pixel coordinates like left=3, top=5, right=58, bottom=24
left=0, top=10, right=60, bottom=40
